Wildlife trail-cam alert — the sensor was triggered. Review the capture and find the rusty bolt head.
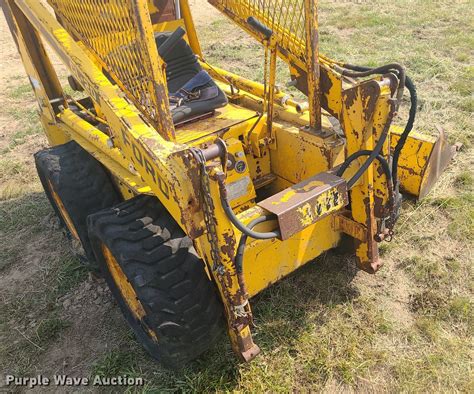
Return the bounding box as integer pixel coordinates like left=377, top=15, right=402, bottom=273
left=128, top=163, right=137, bottom=174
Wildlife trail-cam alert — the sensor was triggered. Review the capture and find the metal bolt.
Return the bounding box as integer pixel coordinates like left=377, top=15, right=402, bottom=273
left=106, top=138, right=114, bottom=148
left=128, top=163, right=137, bottom=174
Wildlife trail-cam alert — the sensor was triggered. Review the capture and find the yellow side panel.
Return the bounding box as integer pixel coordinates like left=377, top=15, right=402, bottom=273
left=271, top=124, right=345, bottom=184
left=390, top=125, right=437, bottom=196
left=243, top=216, right=340, bottom=296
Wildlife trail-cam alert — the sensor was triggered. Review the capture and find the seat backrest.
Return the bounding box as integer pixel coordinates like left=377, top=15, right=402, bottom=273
left=155, top=33, right=202, bottom=93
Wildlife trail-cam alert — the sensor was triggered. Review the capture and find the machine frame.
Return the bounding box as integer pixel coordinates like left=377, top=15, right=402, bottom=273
left=2, top=0, right=454, bottom=362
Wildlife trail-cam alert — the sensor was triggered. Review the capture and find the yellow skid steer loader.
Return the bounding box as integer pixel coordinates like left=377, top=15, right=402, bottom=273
left=2, top=0, right=455, bottom=368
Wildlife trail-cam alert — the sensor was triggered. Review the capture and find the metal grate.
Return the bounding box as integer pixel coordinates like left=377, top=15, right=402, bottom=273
left=47, top=0, right=174, bottom=140
left=209, top=0, right=307, bottom=63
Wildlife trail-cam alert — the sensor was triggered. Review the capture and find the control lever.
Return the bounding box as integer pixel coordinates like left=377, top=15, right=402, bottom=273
left=247, top=17, right=273, bottom=39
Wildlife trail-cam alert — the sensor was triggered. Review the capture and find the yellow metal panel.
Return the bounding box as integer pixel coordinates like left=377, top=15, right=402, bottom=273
left=175, top=103, right=257, bottom=144
left=391, top=125, right=455, bottom=199
left=270, top=123, right=344, bottom=184
left=390, top=125, right=436, bottom=197
left=242, top=216, right=340, bottom=296
left=225, top=138, right=256, bottom=208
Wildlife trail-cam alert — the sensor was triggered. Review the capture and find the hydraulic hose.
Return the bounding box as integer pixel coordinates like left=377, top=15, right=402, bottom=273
left=338, top=63, right=406, bottom=104
left=235, top=215, right=274, bottom=274
left=192, top=144, right=280, bottom=241
left=219, top=182, right=280, bottom=239
left=337, top=150, right=391, bottom=183
left=336, top=150, right=394, bottom=212
left=341, top=118, right=392, bottom=189
left=392, top=76, right=417, bottom=184
left=342, top=63, right=418, bottom=184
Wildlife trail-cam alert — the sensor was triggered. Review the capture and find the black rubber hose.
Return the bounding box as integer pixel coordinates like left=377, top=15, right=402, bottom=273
left=337, top=150, right=391, bottom=183
left=235, top=215, right=274, bottom=274
left=220, top=190, right=280, bottom=239
left=342, top=119, right=391, bottom=189
left=392, top=76, right=417, bottom=183
left=337, top=150, right=396, bottom=221
left=342, top=63, right=417, bottom=184
left=339, top=63, right=406, bottom=103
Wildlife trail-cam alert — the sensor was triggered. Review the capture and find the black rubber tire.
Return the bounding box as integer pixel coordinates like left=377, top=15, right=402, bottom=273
left=87, top=195, right=224, bottom=368
left=34, top=141, right=121, bottom=264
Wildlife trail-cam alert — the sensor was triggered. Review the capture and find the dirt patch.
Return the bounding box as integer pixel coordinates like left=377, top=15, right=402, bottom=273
left=37, top=277, right=124, bottom=379
left=189, top=0, right=221, bottom=26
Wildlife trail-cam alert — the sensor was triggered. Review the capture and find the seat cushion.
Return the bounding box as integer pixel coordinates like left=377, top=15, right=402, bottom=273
left=155, top=32, right=227, bottom=124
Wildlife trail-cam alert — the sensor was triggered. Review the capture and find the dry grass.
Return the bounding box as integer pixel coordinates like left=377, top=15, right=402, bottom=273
left=0, top=0, right=473, bottom=391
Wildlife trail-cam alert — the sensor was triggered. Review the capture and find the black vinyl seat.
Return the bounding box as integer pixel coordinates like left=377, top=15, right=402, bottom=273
left=155, top=32, right=228, bottom=124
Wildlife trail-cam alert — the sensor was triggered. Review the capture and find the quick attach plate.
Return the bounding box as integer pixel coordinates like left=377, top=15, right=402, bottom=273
left=258, top=172, right=348, bottom=240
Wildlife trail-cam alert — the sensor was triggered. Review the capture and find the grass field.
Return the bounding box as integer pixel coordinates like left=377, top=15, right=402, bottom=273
left=0, top=0, right=472, bottom=392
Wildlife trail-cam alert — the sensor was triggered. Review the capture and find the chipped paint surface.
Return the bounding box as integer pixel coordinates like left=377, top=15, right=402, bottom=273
left=6, top=0, right=453, bottom=365
left=259, top=171, right=348, bottom=239
left=390, top=125, right=455, bottom=199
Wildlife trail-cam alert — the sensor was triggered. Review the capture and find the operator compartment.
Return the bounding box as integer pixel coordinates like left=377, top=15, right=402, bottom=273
left=63, top=7, right=351, bottom=236
left=151, top=18, right=349, bottom=226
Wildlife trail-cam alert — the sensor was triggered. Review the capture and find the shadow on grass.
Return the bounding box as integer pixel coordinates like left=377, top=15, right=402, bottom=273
left=135, top=251, right=360, bottom=391
left=1, top=192, right=360, bottom=390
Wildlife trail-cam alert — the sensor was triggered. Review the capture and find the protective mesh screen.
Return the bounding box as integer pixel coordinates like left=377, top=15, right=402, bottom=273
left=47, top=0, right=173, bottom=139
left=208, top=0, right=307, bottom=63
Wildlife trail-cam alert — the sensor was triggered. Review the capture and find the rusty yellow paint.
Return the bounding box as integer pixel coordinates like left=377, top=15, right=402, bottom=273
left=304, top=0, right=321, bottom=130
left=14, top=0, right=203, bottom=238
left=270, top=122, right=344, bottom=185
left=39, top=113, right=70, bottom=146
left=175, top=102, right=257, bottom=144
left=101, top=244, right=158, bottom=342
left=194, top=166, right=259, bottom=361
left=236, top=209, right=340, bottom=296
left=2, top=0, right=66, bottom=145
left=340, top=78, right=395, bottom=272
left=276, top=189, right=297, bottom=204
left=47, top=0, right=175, bottom=140
left=47, top=179, right=80, bottom=241
left=390, top=125, right=440, bottom=197
left=225, top=138, right=256, bottom=209
left=297, top=188, right=345, bottom=228
left=298, top=203, right=314, bottom=227
left=269, top=179, right=331, bottom=206
left=5, top=0, right=450, bottom=364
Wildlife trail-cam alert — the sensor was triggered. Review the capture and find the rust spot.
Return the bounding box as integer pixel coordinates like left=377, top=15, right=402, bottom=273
left=221, top=230, right=236, bottom=260
left=373, top=194, right=385, bottom=218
